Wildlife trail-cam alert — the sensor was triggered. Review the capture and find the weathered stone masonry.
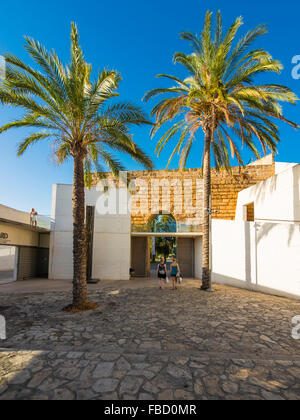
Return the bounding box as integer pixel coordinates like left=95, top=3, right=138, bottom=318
left=93, top=163, right=275, bottom=232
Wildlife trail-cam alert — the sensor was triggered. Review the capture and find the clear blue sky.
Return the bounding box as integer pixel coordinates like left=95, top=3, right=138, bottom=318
left=1, top=0, right=300, bottom=215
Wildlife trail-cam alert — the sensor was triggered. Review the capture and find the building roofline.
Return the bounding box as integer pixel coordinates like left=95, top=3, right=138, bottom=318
left=0, top=217, right=50, bottom=233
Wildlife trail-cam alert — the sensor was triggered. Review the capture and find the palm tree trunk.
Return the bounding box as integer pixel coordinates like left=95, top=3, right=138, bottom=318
left=72, top=154, right=87, bottom=307
left=201, top=130, right=211, bottom=290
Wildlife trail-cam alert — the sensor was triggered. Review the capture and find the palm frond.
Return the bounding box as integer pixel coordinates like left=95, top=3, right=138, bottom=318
left=0, top=22, right=153, bottom=182
left=17, top=132, right=53, bottom=156
left=145, top=10, right=298, bottom=171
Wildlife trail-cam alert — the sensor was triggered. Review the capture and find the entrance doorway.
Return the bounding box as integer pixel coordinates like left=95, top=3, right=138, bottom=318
left=149, top=214, right=177, bottom=279
left=131, top=235, right=196, bottom=279
left=17, top=246, right=49, bottom=280
left=151, top=237, right=195, bottom=278
left=131, top=214, right=196, bottom=279
left=150, top=236, right=176, bottom=278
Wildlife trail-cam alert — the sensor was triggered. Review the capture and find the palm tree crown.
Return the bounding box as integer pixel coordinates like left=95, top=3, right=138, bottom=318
left=0, top=23, right=153, bottom=180
left=144, top=11, right=298, bottom=170
left=0, top=23, right=153, bottom=310
left=144, top=10, right=298, bottom=291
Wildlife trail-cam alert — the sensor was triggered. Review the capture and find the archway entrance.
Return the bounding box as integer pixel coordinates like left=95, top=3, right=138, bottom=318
left=150, top=237, right=195, bottom=279
left=130, top=214, right=196, bottom=279
left=150, top=215, right=177, bottom=273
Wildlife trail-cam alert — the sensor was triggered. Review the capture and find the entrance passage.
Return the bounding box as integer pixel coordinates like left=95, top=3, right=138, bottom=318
left=131, top=235, right=196, bottom=279
left=131, top=237, right=148, bottom=277
left=177, top=238, right=194, bottom=278
left=18, top=246, right=49, bottom=280
left=150, top=236, right=176, bottom=278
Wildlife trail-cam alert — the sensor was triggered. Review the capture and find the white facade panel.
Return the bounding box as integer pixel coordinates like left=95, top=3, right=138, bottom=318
left=212, top=220, right=300, bottom=300
left=236, top=164, right=300, bottom=223
left=49, top=184, right=131, bottom=281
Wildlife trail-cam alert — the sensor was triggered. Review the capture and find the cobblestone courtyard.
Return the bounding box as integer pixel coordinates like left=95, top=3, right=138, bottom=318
left=0, top=280, right=300, bottom=400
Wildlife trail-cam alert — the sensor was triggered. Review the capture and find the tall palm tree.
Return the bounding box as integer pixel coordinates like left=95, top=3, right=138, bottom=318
left=144, top=10, right=298, bottom=291
left=0, top=23, right=153, bottom=310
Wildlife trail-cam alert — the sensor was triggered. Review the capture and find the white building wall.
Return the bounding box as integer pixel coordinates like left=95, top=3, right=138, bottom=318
left=212, top=220, right=300, bottom=300
left=212, top=221, right=248, bottom=287
left=236, top=165, right=300, bottom=223
left=0, top=245, right=18, bottom=285
left=0, top=245, right=16, bottom=271
left=275, top=162, right=298, bottom=175
left=256, top=222, right=300, bottom=296
left=247, top=154, right=274, bottom=167
left=49, top=184, right=131, bottom=281
left=92, top=213, right=131, bottom=281
left=49, top=184, right=73, bottom=280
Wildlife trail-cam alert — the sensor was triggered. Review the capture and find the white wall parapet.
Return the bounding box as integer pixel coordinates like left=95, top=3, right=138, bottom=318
left=235, top=164, right=300, bottom=224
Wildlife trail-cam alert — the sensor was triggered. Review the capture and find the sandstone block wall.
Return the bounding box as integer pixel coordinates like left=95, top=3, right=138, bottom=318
left=92, top=164, right=275, bottom=232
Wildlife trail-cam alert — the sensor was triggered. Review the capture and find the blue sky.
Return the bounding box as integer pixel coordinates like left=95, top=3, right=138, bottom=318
left=1, top=0, right=300, bottom=215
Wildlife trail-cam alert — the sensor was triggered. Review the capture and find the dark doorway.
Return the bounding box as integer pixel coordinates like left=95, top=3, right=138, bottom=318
left=37, top=248, right=49, bottom=278
left=17, top=246, right=49, bottom=280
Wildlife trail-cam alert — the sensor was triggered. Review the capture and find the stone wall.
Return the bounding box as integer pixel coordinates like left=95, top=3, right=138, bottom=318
left=210, top=164, right=275, bottom=220
left=92, top=163, right=275, bottom=232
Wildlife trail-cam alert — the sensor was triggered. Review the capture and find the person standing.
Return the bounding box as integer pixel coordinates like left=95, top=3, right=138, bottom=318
left=34, top=210, right=38, bottom=228
left=30, top=208, right=35, bottom=227
left=157, top=257, right=167, bottom=290
left=30, top=208, right=38, bottom=228
left=170, top=258, right=181, bottom=290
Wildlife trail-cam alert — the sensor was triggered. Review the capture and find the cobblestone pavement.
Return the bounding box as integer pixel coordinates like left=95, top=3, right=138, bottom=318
left=0, top=281, right=300, bottom=400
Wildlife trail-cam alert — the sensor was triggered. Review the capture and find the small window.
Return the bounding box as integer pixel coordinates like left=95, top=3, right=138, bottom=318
left=245, top=202, right=255, bottom=222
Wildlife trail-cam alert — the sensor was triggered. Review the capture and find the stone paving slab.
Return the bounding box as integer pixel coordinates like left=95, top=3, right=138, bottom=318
left=1, top=350, right=300, bottom=400
left=0, top=283, right=300, bottom=400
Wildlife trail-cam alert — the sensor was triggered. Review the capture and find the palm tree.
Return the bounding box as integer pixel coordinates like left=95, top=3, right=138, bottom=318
left=0, top=23, right=153, bottom=310
left=144, top=10, right=298, bottom=291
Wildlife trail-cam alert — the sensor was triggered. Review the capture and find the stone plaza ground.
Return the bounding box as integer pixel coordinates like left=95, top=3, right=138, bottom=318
left=0, top=279, right=300, bottom=400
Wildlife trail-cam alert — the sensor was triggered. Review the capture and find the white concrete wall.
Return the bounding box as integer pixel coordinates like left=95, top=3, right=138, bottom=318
left=212, top=220, right=248, bottom=287
left=275, top=162, right=298, bottom=175
left=247, top=154, right=274, bottom=167
left=194, top=237, right=202, bottom=280
left=212, top=220, right=300, bottom=300
left=236, top=165, right=300, bottom=223
left=0, top=245, right=18, bottom=285
left=256, top=222, right=300, bottom=297
left=0, top=245, right=16, bottom=270
left=49, top=184, right=131, bottom=281
left=48, top=184, right=73, bottom=280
